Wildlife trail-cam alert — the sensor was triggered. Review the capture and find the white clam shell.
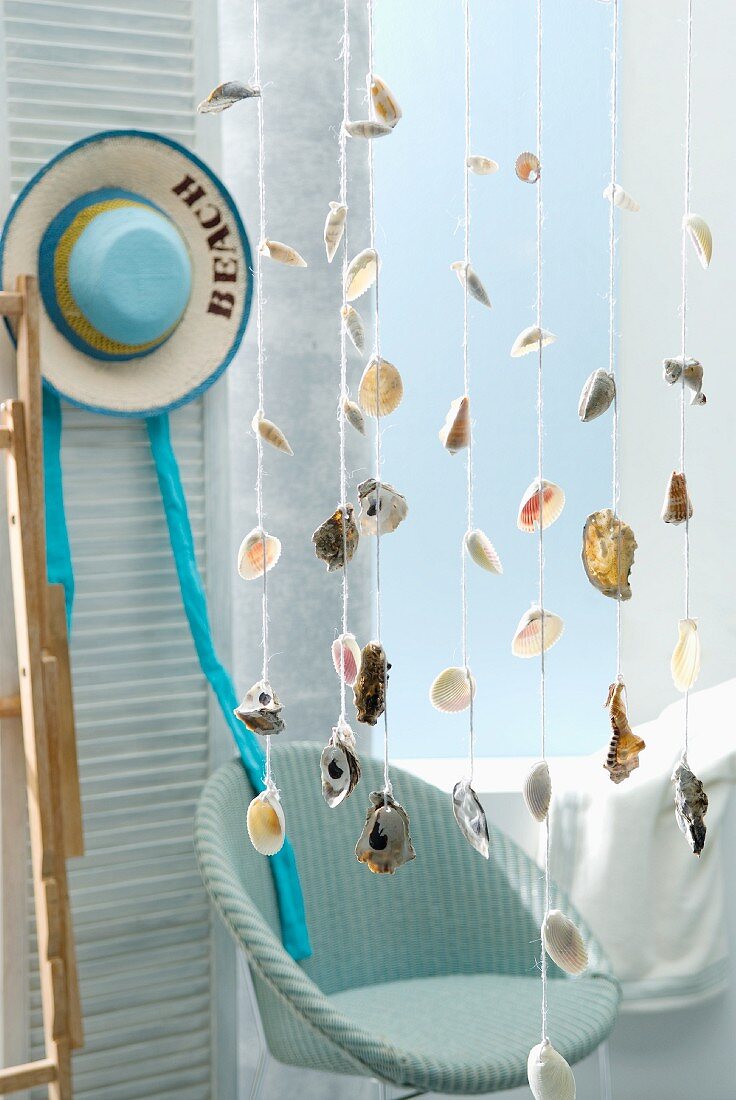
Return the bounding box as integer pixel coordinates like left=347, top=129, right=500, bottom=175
left=684, top=214, right=712, bottom=269
left=237, top=527, right=281, bottom=580
left=343, top=398, right=366, bottom=435
left=527, top=1040, right=576, bottom=1100
left=252, top=412, right=293, bottom=455
left=465, top=529, right=503, bottom=575
left=510, top=325, right=556, bottom=357
left=671, top=618, right=701, bottom=693
left=523, top=760, right=551, bottom=823
left=429, top=666, right=476, bottom=713
left=439, top=395, right=470, bottom=454
left=345, top=248, right=379, bottom=301
left=369, top=74, right=402, bottom=128
left=344, top=119, right=393, bottom=139
left=358, top=357, right=403, bottom=417
left=247, top=789, right=285, bottom=856
left=578, top=369, right=615, bottom=423
left=450, top=260, right=491, bottom=308
left=603, top=182, right=640, bottom=211
left=341, top=304, right=365, bottom=352
left=517, top=479, right=565, bottom=532
left=512, top=606, right=564, bottom=658
left=467, top=155, right=499, bottom=175
left=324, top=201, right=347, bottom=263
left=259, top=238, right=308, bottom=267
left=452, top=779, right=490, bottom=859
left=331, top=633, right=362, bottom=686
left=542, top=909, right=588, bottom=975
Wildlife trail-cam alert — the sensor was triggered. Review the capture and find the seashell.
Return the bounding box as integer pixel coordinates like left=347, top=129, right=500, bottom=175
left=439, top=396, right=470, bottom=455
left=321, top=723, right=361, bottom=808
left=353, top=642, right=390, bottom=726
left=344, top=119, right=393, bottom=139
left=672, top=760, right=708, bottom=856
left=523, top=760, right=551, bottom=823
left=355, top=789, right=415, bottom=874
left=324, top=201, right=347, bottom=263
left=369, top=74, right=402, bottom=128
left=247, top=789, right=285, bottom=856
left=429, top=666, right=476, bottom=713
left=259, top=239, right=307, bottom=267
left=661, top=470, right=693, bottom=525
left=663, top=356, right=706, bottom=406
left=452, top=779, right=490, bottom=859
left=358, top=357, right=403, bottom=417
left=603, top=182, right=640, bottom=211
left=467, top=155, right=499, bottom=175
left=237, top=527, right=281, bottom=580
left=345, top=248, right=379, bottom=301
left=197, top=81, right=260, bottom=113
left=671, top=618, right=701, bottom=693
left=604, top=679, right=645, bottom=783
left=511, top=606, right=564, bottom=658
left=312, top=504, right=359, bottom=572
left=684, top=214, right=712, bottom=269
left=517, top=479, right=565, bottom=533
left=510, top=325, right=556, bottom=358
left=581, top=509, right=637, bottom=600
left=234, top=679, right=284, bottom=735
left=527, top=1039, right=576, bottom=1100
left=578, top=369, right=615, bottom=422
left=341, top=305, right=365, bottom=352
left=331, top=633, right=362, bottom=686
left=465, top=529, right=503, bottom=575
left=515, top=151, right=540, bottom=183
left=450, top=260, right=491, bottom=308
left=251, top=411, right=293, bottom=456
left=344, top=398, right=366, bottom=435
left=542, top=909, right=588, bottom=975
left=357, top=479, right=408, bottom=535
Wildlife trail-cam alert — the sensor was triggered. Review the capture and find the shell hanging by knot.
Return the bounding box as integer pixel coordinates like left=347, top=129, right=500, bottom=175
left=355, top=789, right=415, bottom=873
left=672, top=760, right=709, bottom=856
left=603, top=680, right=645, bottom=783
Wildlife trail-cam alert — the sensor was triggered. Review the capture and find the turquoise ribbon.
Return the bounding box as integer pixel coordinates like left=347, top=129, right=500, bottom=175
left=42, top=389, right=74, bottom=623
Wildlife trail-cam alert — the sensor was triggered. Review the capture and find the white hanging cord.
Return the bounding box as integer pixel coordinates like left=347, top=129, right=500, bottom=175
left=338, top=0, right=351, bottom=725
left=608, top=0, right=623, bottom=675
left=680, top=0, right=694, bottom=760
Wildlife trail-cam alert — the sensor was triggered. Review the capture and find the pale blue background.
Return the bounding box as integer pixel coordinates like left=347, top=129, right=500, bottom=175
left=374, top=0, right=616, bottom=757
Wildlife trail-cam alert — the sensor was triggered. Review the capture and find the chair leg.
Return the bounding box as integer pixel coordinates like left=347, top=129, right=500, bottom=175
left=376, top=1083, right=388, bottom=1100
left=598, top=1039, right=613, bottom=1100
left=239, top=954, right=269, bottom=1100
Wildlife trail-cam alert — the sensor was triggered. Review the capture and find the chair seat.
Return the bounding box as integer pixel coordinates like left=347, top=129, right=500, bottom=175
left=330, top=972, right=619, bottom=1095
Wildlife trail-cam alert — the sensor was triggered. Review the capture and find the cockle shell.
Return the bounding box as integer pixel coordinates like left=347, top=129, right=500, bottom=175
left=510, top=326, right=556, bottom=357
left=671, top=618, right=701, bottom=692
left=252, top=412, right=293, bottom=456
left=684, top=214, right=712, bottom=269
left=354, top=642, right=390, bottom=726
left=672, top=760, right=708, bottom=856
left=511, top=606, right=564, bottom=658
left=429, top=666, right=476, bottom=713
left=321, top=724, right=361, bottom=808
left=345, top=248, right=379, bottom=301
left=452, top=779, right=490, bottom=859
left=604, top=680, right=645, bottom=783
left=344, top=119, right=393, bottom=139
left=467, top=155, right=499, bottom=175
left=357, top=479, right=408, bottom=535
left=542, top=909, right=588, bottom=975
left=517, top=479, right=565, bottom=533
left=331, top=633, right=362, bottom=686
left=259, top=238, right=308, bottom=267
left=369, top=74, right=402, bottom=128
left=358, top=357, right=403, bottom=417
left=234, top=679, right=284, bottom=735
left=439, top=396, right=470, bottom=454
left=344, top=398, right=366, bottom=435
left=237, top=527, right=281, bottom=580
left=527, top=1040, right=576, bottom=1100
left=523, top=760, right=551, bottom=823
left=247, top=789, right=285, bottom=856
left=341, top=305, right=365, bottom=352
left=603, top=183, right=640, bottom=211
left=663, top=356, right=706, bottom=406
left=465, top=529, right=503, bottom=575
left=515, top=151, right=540, bottom=183
left=312, top=505, right=359, bottom=572
left=324, top=201, right=347, bottom=262
left=581, top=509, right=637, bottom=600
left=661, top=471, right=693, bottom=525
left=197, top=81, right=260, bottom=113
left=578, top=369, right=615, bottom=422
left=355, top=790, right=415, bottom=874
left=450, top=260, right=492, bottom=308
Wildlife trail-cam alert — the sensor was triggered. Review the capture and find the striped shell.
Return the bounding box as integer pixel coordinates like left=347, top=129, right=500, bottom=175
left=332, top=633, right=362, bottom=686
left=542, top=909, right=588, bottom=975
left=510, top=325, right=556, bottom=357
left=247, top=790, right=285, bottom=856
left=467, top=155, right=499, bottom=175
left=358, top=357, right=403, bottom=417
left=439, top=396, right=470, bottom=454
left=661, top=470, right=693, bottom=525
left=523, top=760, right=551, bottom=823
left=345, top=248, right=379, bottom=301
left=259, top=238, right=307, bottom=267
left=324, top=201, right=347, bottom=263
left=671, top=618, right=701, bottom=693
left=578, top=369, right=615, bottom=422
left=343, top=398, right=366, bottom=436
left=465, top=529, right=503, bottom=575
left=517, top=479, right=565, bottom=532
left=684, top=214, right=712, bottom=269
left=344, top=119, right=393, bottom=139
left=429, top=666, right=476, bottom=713
left=237, top=527, right=281, bottom=580
left=341, top=305, right=365, bottom=352
left=603, top=183, right=639, bottom=211
left=452, top=779, right=490, bottom=860
left=450, top=260, right=491, bottom=308
left=527, top=1040, right=576, bottom=1100
left=369, top=74, right=402, bottom=128
left=512, top=606, right=564, bottom=658
left=515, top=151, right=540, bottom=183
left=252, top=412, right=293, bottom=456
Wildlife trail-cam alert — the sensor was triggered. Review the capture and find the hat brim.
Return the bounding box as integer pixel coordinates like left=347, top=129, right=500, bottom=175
left=0, top=130, right=252, bottom=417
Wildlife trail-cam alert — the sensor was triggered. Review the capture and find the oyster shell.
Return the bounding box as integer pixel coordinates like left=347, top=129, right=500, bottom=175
left=542, top=909, right=588, bottom=975
left=321, top=723, right=361, bottom=808
left=527, top=1039, right=576, bottom=1100
left=604, top=679, right=645, bottom=783
left=683, top=213, right=712, bottom=269
left=452, top=779, right=490, bottom=859
left=345, top=248, right=379, bottom=301
left=343, top=398, right=366, bottom=436
left=672, top=760, right=708, bottom=856
left=523, top=760, right=551, bottom=823
left=197, top=81, right=260, bottom=113
left=312, top=504, right=359, bottom=572
left=517, top=479, right=565, bottom=533
left=252, top=412, right=293, bottom=456
left=237, top=527, right=281, bottom=581
left=247, top=788, right=285, bottom=856
left=354, top=642, right=390, bottom=726
left=581, top=509, right=637, bottom=600
left=344, top=119, right=393, bottom=139
left=429, top=666, right=476, bottom=713
left=671, top=618, right=701, bottom=693
left=663, top=356, right=706, bottom=406
left=466, top=155, right=499, bottom=175
left=341, top=305, right=365, bottom=353
left=234, top=679, right=284, bottom=735
left=324, top=201, right=347, bottom=263
left=578, top=369, right=615, bottom=422
left=515, top=151, right=540, bottom=183
left=369, top=74, right=402, bottom=128
left=450, top=260, right=491, bottom=308
left=439, top=395, right=470, bottom=454
left=355, top=789, right=416, bottom=873
left=331, top=633, right=362, bottom=686
left=357, top=478, right=408, bottom=535
left=358, top=357, right=403, bottom=417
left=603, top=182, right=640, bottom=211
left=510, top=325, right=556, bottom=358
left=511, top=606, right=564, bottom=658
left=661, top=470, right=693, bottom=525
left=465, top=529, right=503, bottom=575
left=259, top=238, right=307, bottom=267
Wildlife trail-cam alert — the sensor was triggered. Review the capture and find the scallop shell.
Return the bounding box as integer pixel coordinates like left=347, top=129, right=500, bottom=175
left=252, top=412, right=293, bottom=456
left=321, top=724, right=361, bottom=808
left=661, top=471, right=693, bottom=525
left=358, top=357, right=403, bottom=417
left=450, top=260, right=492, bottom=308
left=523, top=760, right=551, bottom=823
left=467, top=155, right=499, bottom=175
left=542, top=909, right=588, bottom=975
left=247, top=789, right=285, bottom=856
left=312, top=505, right=360, bottom=572
left=353, top=642, right=390, bottom=726
left=515, top=151, right=540, bottom=183
left=604, top=680, right=645, bottom=784
left=369, top=74, right=402, bottom=128
left=344, top=119, right=393, bottom=139
left=357, top=479, right=408, bottom=535
left=663, top=356, right=706, bottom=406
left=439, top=396, right=470, bottom=455
left=510, top=325, right=556, bottom=357
left=672, top=760, right=708, bottom=856
left=331, top=633, right=362, bottom=686
left=671, top=618, right=701, bottom=693
left=684, top=214, right=712, bottom=269
left=237, top=527, right=281, bottom=580
left=355, top=790, right=415, bottom=874
left=603, top=183, right=640, bottom=211
left=429, top=666, right=476, bottom=713
left=324, top=201, right=347, bottom=263
left=527, top=1040, right=576, bottom=1100
left=234, top=678, right=285, bottom=735
left=517, top=479, right=565, bottom=533
left=345, top=248, right=379, bottom=301
left=341, top=304, right=365, bottom=352
left=197, top=81, right=260, bottom=113
left=343, top=398, right=366, bottom=436
left=259, top=238, right=307, bottom=267
left=511, top=606, right=564, bottom=658
left=465, top=529, right=503, bottom=575
left=581, top=509, right=637, bottom=600
left=578, top=369, right=615, bottom=422
left=452, top=779, right=490, bottom=859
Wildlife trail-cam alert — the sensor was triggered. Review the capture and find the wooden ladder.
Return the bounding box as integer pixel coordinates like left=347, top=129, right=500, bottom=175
left=0, top=275, right=84, bottom=1098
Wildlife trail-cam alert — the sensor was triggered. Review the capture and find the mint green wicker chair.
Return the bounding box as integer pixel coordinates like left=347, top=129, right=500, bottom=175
left=195, top=743, right=619, bottom=1097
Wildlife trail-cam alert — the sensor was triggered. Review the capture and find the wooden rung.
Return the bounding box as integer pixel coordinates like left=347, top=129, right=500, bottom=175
left=0, top=694, right=21, bottom=718
left=0, top=429, right=11, bottom=450
left=0, top=1058, right=58, bottom=1092
left=0, top=292, right=23, bottom=318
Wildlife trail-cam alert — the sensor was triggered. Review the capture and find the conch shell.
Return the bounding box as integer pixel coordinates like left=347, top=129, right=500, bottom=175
left=523, top=760, right=551, bottom=823
left=324, top=201, right=347, bottom=263
left=603, top=182, right=640, bottom=211
left=511, top=606, right=564, bottom=658
left=341, top=305, right=365, bottom=353
left=321, top=723, right=361, bottom=808
left=439, top=395, right=470, bottom=454
left=510, top=325, right=556, bottom=357
left=353, top=642, right=390, bottom=726
left=661, top=471, right=693, bottom=525
left=345, top=248, right=379, bottom=301
left=344, top=398, right=366, bottom=436
left=465, top=529, right=502, bottom=574
left=357, top=478, right=408, bottom=535
left=358, top=357, right=403, bottom=417
left=527, top=1040, right=576, bottom=1100
left=369, top=74, right=402, bottom=128
left=331, top=633, right=362, bottom=686
left=234, top=679, right=284, bottom=735
left=197, top=81, right=260, bottom=113
left=581, top=509, right=637, bottom=600
left=344, top=119, right=392, bottom=139
left=683, top=213, right=712, bottom=269
left=467, top=155, right=499, bottom=175
left=515, top=151, right=540, bottom=183
left=578, top=369, right=615, bottom=422
left=452, top=779, right=490, bottom=859
left=542, top=909, right=588, bottom=975
left=671, top=618, right=701, bottom=693
left=450, top=260, right=491, bottom=308
left=259, top=238, right=307, bottom=267
left=672, top=760, right=708, bottom=856
left=312, top=505, right=359, bottom=572
left=237, top=527, right=281, bottom=580
left=252, top=411, right=293, bottom=456
left=604, top=680, right=645, bottom=783
left=247, top=788, right=285, bottom=856
left=517, top=479, right=565, bottom=532
left=663, top=356, right=706, bottom=406
left=355, top=790, right=415, bottom=874
left=429, top=666, right=476, bottom=713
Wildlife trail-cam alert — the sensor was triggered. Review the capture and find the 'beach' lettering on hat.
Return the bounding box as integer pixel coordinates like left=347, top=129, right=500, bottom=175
left=172, top=174, right=240, bottom=320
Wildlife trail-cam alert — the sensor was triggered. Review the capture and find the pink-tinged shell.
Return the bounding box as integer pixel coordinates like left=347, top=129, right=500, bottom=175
left=512, top=606, right=564, bottom=658
left=517, top=479, right=565, bottom=532
left=331, top=633, right=361, bottom=686
left=439, top=396, right=470, bottom=454
left=515, top=151, right=540, bottom=183
left=237, top=527, right=281, bottom=580
left=429, top=666, right=476, bottom=713
left=465, top=529, right=503, bottom=575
